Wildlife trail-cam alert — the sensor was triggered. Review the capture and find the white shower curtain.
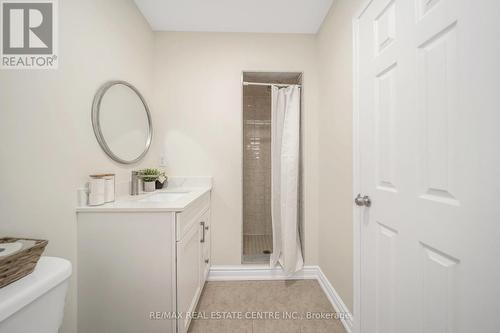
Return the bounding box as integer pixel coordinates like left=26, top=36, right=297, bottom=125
left=270, top=85, right=304, bottom=275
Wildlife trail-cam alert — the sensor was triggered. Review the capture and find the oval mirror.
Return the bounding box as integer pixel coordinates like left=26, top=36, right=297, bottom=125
left=92, top=81, right=152, bottom=164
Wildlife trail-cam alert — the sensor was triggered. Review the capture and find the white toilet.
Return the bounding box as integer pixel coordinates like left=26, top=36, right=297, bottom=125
left=0, top=256, right=72, bottom=333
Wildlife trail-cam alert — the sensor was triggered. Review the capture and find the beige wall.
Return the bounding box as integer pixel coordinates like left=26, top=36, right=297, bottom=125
left=0, top=1, right=156, bottom=332
left=316, top=0, right=364, bottom=312
left=153, top=32, right=319, bottom=265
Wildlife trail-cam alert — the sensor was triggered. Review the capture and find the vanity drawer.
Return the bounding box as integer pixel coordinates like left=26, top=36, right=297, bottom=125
left=176, top=192, right=210, bottom=241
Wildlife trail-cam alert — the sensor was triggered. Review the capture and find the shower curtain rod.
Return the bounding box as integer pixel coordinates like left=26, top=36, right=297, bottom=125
left=243, top=81, right=302, bottom=88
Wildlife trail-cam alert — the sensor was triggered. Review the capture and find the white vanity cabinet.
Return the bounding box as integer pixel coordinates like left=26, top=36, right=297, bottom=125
left=77, top=191, right=211, bottom=333
left=175, top=194, right=211, bottom=333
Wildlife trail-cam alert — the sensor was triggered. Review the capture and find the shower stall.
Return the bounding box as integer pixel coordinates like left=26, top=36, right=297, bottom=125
left=242, top=72, right=303, bottom=264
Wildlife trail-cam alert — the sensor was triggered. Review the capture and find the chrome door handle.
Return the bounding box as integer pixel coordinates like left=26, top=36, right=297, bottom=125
left=355, top=194, right=371, bottom=207
left=200, top=221, right=206, bottom=243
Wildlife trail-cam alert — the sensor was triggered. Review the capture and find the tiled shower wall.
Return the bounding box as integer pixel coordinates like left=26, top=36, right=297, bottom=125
left=243, top=85, right=272, bottom=236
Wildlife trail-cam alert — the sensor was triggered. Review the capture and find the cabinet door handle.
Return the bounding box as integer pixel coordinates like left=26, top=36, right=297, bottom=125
left=200, top=221, right=206, bottom=243
left=205, top=259, right=209, bottom=264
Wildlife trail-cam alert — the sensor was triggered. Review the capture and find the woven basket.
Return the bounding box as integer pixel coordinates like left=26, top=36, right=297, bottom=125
left=0, top=238, right=48, bottom=288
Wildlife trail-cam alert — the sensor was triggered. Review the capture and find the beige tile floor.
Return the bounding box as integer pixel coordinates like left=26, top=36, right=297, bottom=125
left=188, top=280, right=347, bottom=333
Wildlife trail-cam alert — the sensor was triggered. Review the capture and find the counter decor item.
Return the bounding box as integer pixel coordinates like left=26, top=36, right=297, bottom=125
left=88, top=177, right=105, bottom=206
left=156, top=171, right=168, bottom=189
left=77, top=187, right=89, bottom=206
left=89, top=173, right=115, bottom=204
left=0, top=238, right=48, bottom=288
left=140, top=168, right=160, bottom=192
left=103, top=174, right=115, bottom=202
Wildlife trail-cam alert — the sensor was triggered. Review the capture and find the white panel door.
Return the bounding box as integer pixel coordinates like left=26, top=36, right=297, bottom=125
left=356, top=0, right=500, bottom=332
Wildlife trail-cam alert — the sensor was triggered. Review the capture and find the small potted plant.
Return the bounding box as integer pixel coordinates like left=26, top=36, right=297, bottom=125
left=140, top=168, right=160, bottom=192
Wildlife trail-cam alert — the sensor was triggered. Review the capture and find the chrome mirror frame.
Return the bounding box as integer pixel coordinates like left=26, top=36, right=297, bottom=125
left=91, top=80, right=153, bottom=164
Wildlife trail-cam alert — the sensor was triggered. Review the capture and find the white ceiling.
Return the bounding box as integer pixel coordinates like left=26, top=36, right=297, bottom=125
left=134, top=0, right=334, bottom=33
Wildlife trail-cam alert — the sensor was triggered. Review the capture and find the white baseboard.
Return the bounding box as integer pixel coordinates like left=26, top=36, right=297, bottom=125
left=208, top=265, right=353, bottom=333
left=316, top=267, right=353, bottom=333
left=208, top=264, right=318, bottom=281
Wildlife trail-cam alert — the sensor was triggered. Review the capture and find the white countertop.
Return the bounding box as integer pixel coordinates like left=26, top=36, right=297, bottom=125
left=76, top=177, right=212, bottom=213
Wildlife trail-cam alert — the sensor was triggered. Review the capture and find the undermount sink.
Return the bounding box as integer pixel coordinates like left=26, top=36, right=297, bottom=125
left=138, top=192, right=189, bottom=203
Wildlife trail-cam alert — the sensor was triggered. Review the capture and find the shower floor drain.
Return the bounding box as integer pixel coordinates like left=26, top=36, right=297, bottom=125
left=262, top=250, right=271, bottom=254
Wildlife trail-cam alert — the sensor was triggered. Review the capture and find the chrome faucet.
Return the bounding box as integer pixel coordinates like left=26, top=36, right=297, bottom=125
left=131, top=171, right=142, bottom=195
